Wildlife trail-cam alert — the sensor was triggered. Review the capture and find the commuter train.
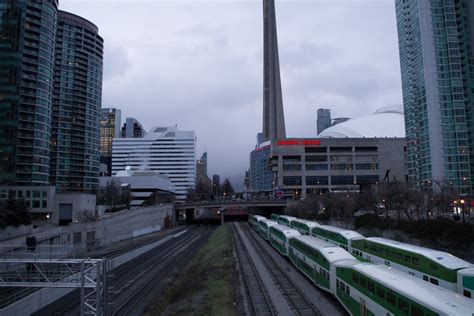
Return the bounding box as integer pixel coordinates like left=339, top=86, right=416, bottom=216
left=267, top=214, right=474, bottom=300
left=248, top=214, right=474, bottom=315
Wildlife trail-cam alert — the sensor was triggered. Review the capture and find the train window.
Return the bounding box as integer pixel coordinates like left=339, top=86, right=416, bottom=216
left=345, top=286, right=350, bottom=295
left=336, top=279, right=340, bottom=288
left=423, top=275, right=428, bottom=281
left=463, top=290, right=471, bottom=298
left=352, top=273, right=359, bottom=284
left=376, top=286, right=385, bottom=299
left=429, top=278, right=439, bottom=285
left=391, top=251, right=397, bottom=258
left=398, top=298, right=409, bottom=315
left=360, top=277, right=367, bottom=288
left=411, top=305, right=424, bottom=316
left=385, top=249, right=390, bottom=256
left=412, top=257, right=419, bottom=265
left=387, top=291, right=396, bottom=306
left=398, top=253, right=404, bottom=260
left=367, top=281, right=375, bottom=294
left=404, top=255, right=411, bottom=262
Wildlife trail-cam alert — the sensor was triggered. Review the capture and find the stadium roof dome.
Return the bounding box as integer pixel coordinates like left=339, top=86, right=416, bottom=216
left=319, top=105, right=405, bottom=138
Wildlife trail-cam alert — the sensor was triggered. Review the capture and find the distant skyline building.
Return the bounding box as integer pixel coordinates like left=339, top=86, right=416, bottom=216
left=112, top=126, right=196, bottom=200
left=100, top=108, right=122, bottom=157
left=197, top=152, right=208, bottom=176
left=262, top=0, right=286, bottom=141
left=0, top=0, right=59, bottom=186
left=100, top=108, right=121, bottom=176
left=121, top=117, right=146, bottom=138
left=317, top=108, right=331, bottom=135
left=50, top=11, right=104, bottom=193
left=249, top=141, right=273, bottom=193
left=395, top=0, right=474, bottom=194
left=212, top=174, right=220, bottom=196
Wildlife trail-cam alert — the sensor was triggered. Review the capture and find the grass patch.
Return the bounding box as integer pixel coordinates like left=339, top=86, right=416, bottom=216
left=145, top=224, right=237, bottom=316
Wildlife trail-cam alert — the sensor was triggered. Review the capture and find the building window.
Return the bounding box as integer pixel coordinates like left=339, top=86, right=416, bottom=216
left=307, top=176, right=328, bottom=185
left=306, top=164, right=328, bottom=170
left=305, top=155, right=327, bottom=162
left=32, top=201, right=40, bottom=208
left=355, top=147, right=377, bottom=152
left=283, top=176, right=302, bottom=186
left=355, top=163, right=378, bottom=170
left=42, top=201, right=47, bottom=208
left=283, top=164, right=302, bottom=171
left=331, top=176, right=354, bottom=185
left=331, top=164, right=353, bottom=171
left=305, top=147, right=327, bottom=153
left=330, top=147, right=352, bottom=152
left=356, top=175, right=379, bottom=184
left=73, top=232, right=82, bottom=244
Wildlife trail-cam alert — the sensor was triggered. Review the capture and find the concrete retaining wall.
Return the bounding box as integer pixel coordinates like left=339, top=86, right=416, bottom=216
left=0, top=205, right=175, bottom=255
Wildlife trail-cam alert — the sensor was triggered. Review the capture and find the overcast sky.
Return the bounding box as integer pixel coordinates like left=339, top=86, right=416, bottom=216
left=60, top=0, right=403, bottom=189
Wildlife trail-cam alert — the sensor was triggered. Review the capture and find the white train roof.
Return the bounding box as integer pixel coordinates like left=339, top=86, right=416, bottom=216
left=366, top=237, right=472, bottom=269
left=315, top=225, right=365, bottom=240
left=291, top=218, right=320, bottom=228
left=259, top=219, right=278, bottom=226
left=270, top=224, right=301, bottom=239
left=279, top=215, right=298, bottom=221
left=295, top=235, right=356, bottom=262
left=337, top=261, right=474, bottom=315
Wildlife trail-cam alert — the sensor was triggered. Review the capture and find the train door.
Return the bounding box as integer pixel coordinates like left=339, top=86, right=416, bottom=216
left=360, top=298, right=368, bottom=316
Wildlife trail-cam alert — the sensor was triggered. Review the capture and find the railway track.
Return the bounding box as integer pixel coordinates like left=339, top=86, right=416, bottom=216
left=240, top=223, right=322, bottom=316
left=111, top=226, right=213, bottom=315
left=0, top=226, right=186, bottom=310
left=231, top=223, right=275, bottom=316
left=33, top=226, right=214, bottom=315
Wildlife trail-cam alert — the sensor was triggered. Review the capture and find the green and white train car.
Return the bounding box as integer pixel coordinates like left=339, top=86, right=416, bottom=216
left=350, top=237, right=474, bottom=298
left=258, top=219, right=278, bottom=241
left=249, top=214, right=266, bottom=232
left=288, top=235, right=355, bottom=292
left=290, top=218, right=320, bottom=235
left=268, top=224, right=300, bottom=256
left=311, top=225, right=364, bottom=252
left=277, top=215, right=297, bottom=226
left=270, top=213, right=280, bottom=221
left=334, top=260, right=474, bottom=316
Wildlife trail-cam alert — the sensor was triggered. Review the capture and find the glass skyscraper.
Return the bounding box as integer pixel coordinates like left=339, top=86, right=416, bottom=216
left=0, top=0, right=58, bottom=186
left=395, top=0, right=474, bottom=194
left=50, top=11, right=104, bottom=193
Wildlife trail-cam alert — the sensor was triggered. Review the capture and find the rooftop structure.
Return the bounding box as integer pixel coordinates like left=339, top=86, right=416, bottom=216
left=319, top=105, right=405, bottom=138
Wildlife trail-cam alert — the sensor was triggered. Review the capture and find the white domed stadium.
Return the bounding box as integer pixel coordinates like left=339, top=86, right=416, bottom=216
left=319, top=105, right=405, bottom=138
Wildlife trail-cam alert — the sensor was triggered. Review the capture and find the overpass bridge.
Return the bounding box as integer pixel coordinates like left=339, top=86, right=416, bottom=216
left=175, top=200, right=288, bottom=224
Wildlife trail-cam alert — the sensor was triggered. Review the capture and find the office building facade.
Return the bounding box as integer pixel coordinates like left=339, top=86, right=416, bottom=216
left=270, top=138, right=407, bottom=199
left=100, top=108, right=121, bottom=176
left=121, top=117, right=146, bottom=138
left=112, top=126, right=196, bottom=200
left=0, top=0, right=58, bottom=186
left=50, top=11, right=104, bottom=193
left=100, top=108, right=121, bottom=157
left=395, top=0, right=474, bottom=194
left=249, top=141, right=273, bottom=193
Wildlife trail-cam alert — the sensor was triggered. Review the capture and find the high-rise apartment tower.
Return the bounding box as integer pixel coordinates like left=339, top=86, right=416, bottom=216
left=50, top=11, right=104, bottom=193
left=262, top=0, right=286, bottom=141
left=0, top=0, right=58, bottom=186
left=395, top=0, right=474, bottom=194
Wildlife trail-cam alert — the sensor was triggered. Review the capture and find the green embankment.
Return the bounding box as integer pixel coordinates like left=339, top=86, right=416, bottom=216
left=145, top=224, right=237, bottom=316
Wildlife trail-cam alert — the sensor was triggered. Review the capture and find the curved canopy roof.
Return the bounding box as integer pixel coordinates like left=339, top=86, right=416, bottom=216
left=319, top=105, right=405, bottom=138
